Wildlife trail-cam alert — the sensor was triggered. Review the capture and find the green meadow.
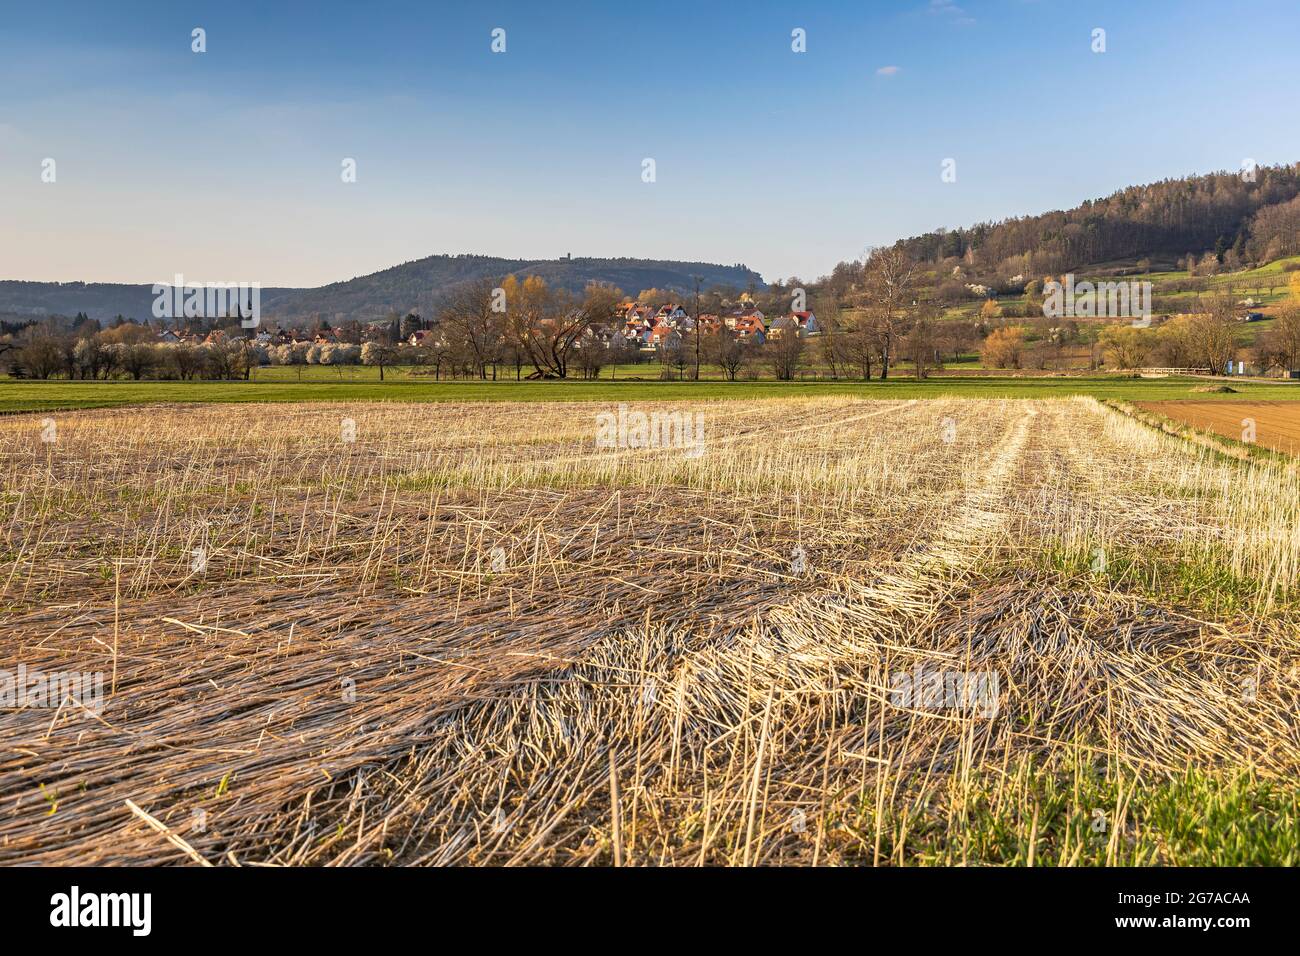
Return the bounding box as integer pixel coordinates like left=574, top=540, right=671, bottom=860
left=1, top=374, right=1296, bottom=414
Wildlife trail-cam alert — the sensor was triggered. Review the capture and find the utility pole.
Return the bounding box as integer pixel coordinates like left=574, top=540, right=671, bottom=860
left=692, top=275, right=702, bottom=380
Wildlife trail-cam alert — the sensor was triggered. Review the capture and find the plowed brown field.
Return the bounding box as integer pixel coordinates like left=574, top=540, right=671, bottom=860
left=1134, top=400, right=1300, bottom=455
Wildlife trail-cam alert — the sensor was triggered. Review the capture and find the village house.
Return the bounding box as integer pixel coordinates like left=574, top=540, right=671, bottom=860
left=620, top=313, right=656, bottom=344
left=582, top=323, right=620, bottom=348
left=791, top=310, right=819, bottom=334
left=364, top=321, right=393, bottom=340
left=313, top=328, right=348, bottom=345
left=648, top=326, right=682, bottom=349
left=408, top=329, right=444, bottom=347
left=769, top=311, right=820, bottom=339
left=620, top=303, right=653, bottom=323
left=766, top=317, right=794, bottom=339
left=724, top=307, right=764, bottom=328
left=654, top=304, right=690, bottom=328
left=731, top=315, right=766, bottom=344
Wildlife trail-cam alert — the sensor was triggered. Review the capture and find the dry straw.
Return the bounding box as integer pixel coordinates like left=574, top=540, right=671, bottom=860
left=0, top=397, right=1295, bottom=864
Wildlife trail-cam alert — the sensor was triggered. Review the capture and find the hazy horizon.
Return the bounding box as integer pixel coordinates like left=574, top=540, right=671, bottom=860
left=4, top=0, right=1300, bottom=287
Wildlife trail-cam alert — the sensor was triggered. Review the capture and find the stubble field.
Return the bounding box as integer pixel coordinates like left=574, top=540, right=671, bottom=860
left=1, top=397, right=1298, bottom=865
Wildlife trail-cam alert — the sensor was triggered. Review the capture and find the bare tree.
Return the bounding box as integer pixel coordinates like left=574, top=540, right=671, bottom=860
left=901, top=314, right=941, bottom=380
left=120, top=343, right=157, bottom=380
left=708, top=329, right=747, bottom=381
left=1099, top=325, right=1152, bottom=370
left=439, top=278, right=505, bottom=379
left=498, top=339, right=528, bottom=381
left=659, top=335, right=688, bottom=380
left=1262, top=304, right=1300, bottom=372
left=945, top=320, right=980, bottom=363
left=981, top=327, right=1025, bottom=369
left=17, top=332, right=65, bottom=379
left=766, top=330, right=805, bottom=381
left=72, top=337, right=105, bottom=380
left=361, top=341, right=396, bottom=381
left=812, top=298, right=849, bottom=379
left=842, top=311, right=878, bottom=380
left=505, top=277, right=621, bottom=379
left=1187, top=294, right=1241, bottom=373
left=606, top=337, right=638, bottom=380
left=860, top=247, right=917, bottom=380
left=571, top=338, right=605, bottom=380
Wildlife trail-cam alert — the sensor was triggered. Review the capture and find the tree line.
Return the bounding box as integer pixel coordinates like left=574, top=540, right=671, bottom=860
left=7, top=245, right=1299, bottom=382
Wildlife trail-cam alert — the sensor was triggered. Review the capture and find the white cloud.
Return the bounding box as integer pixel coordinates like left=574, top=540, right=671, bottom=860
left=876, top=65, right=901, bottom=76
left=927, top=0, right=975, bottom=25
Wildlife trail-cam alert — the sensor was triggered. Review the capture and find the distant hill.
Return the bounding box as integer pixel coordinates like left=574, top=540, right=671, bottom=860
left=893, top=163, right=1300, bottom=276
left=0, top=282, right=287, bottom=325
left=0, top=255, right=765, bottom=324
left=260, top=255, right=764, bottom=322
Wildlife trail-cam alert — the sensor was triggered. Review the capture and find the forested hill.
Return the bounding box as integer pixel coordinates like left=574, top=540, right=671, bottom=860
left=0, top=255, right=764, bottom=324
left=258, top=255, right=762, bottom=322
left=894, top=164, right=1300, bottom=276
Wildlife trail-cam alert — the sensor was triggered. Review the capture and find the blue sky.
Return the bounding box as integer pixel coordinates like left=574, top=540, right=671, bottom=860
left=2, top=0, right=1298, bottom=288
